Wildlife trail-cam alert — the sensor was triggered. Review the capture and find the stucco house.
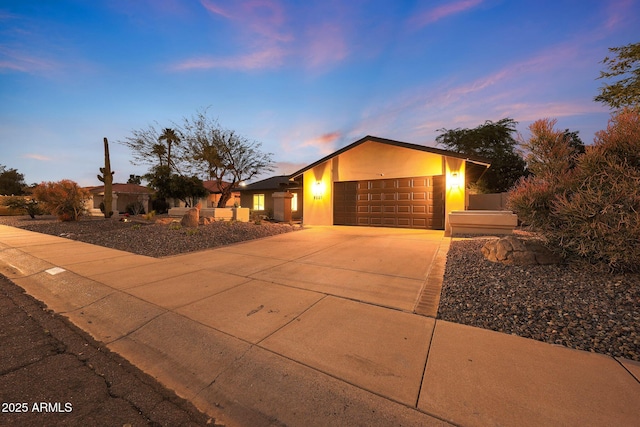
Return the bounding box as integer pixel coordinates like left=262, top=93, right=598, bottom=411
left=237, top=175, right=303, bottom=221
left=86, top=183, right=154, bottom=215
left=289, top=135, right=490, bottom=233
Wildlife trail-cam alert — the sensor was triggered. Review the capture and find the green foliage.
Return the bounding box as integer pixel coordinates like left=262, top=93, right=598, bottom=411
left=151, top=198, right=170, bottom=214
left=168, top=174, right=208, bottom=208
left=127, top=174, right=142, bottom=185
left=0, top=165, right=27, bottom=195
left=595, top=42, right=640, bottom=110
left=436, top=118, right=528, bottom=193
left=33, top=180, right=90, bottom=221
left=2, top=197, right=43, bottom=218
left=508, top=109, right=640, bottom=272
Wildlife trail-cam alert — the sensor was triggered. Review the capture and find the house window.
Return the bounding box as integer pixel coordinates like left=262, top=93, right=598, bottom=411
left=253, top=194, right=265, bottom=210
left=291, top=192, right=298, bottom=211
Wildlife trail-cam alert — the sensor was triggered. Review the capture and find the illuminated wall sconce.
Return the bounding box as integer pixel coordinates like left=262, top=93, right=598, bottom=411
left=448, top=171, right=462, bottom=189
left=312, top=181, right=325, bottom=200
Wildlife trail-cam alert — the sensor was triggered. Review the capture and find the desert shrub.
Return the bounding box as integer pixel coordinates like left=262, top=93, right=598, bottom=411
left=151, top=198, right=170, bottom=214
left=126, top=201, right=145, bottom=215
left=508, top=109, right=640, bottom=272
left=32, top=180, right=89, bottom=221
left=1, top=196, right=43, bottom=218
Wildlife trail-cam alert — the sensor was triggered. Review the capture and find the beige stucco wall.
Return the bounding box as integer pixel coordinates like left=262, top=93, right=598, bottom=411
left=301, top=140, right=471, bottom=227
left=444, top=157, right=466, bottom=235
left=333, top=141, right=444, bottom=181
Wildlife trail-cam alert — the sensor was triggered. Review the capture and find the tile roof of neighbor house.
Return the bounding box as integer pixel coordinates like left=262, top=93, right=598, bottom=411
left=203, top=180, right=233, bottom=193
left=87, top=183, right=154, bottom=194
left=289, top=135, right=491, bottom=179
left=236, top=175, right=301, bottom=191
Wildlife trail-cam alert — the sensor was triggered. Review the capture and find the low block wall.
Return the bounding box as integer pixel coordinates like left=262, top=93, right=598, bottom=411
left=449, top=210, right=518, bottom=236
left=168, top=207, right=248, bottom=222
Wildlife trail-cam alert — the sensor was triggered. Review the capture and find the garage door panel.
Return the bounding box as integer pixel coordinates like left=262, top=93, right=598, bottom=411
left=334, top=176, right=444, bottom=230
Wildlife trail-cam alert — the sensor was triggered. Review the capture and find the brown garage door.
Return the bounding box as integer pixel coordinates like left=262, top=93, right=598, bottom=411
left=333, top=176, right=444, bottom=229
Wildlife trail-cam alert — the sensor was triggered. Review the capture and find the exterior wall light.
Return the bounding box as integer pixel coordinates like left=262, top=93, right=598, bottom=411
left=448, top=171, right=462, bottom=189
left=312, top=181, right=325, bottom=200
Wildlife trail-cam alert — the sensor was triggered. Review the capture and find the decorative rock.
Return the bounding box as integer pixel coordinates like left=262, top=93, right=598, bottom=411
left=481, top=236, right=560, bottom=265
left=180, top=207, right=199, bottom=228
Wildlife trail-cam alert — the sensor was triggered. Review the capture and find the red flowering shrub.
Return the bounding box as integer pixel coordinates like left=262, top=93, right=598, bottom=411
left=33, top=180, right=90, bottom=221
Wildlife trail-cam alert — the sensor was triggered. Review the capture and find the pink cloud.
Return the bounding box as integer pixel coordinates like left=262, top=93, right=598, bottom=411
left=303, top=131, right=341, bottom=152
left=604, top=0, right=635, bottom=31
left=174, top=1, right=352, bottom=72
left=200, top=0, right=233, bottom=18
left=0, top=47, right=58, bottom=74
left=303, top=23, right=349, bottom=69
left=171, top=45, right=286, bottom=71
left=24, top=154, right=52, bottom=161
left=410, top=0, right=484, bottom=28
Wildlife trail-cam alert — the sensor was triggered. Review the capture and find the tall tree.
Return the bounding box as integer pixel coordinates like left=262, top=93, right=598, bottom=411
left=0, top=165, right=26, bottom=195
left=595, top=41, right=640, bottom=110
left=436, top=118, right=528, bottom=193
left=158, top=128, right=181, bottom=173
left=120, top=123, right=183, bottom=174
left=182, top=109, right=274, bottom=207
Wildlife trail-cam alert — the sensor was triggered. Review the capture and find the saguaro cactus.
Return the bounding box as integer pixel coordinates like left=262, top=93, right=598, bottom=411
left=98, top=137, right=115, bottom=218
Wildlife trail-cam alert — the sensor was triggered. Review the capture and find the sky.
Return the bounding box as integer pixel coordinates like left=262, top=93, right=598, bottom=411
left=1, top=0, right=639, bottom=187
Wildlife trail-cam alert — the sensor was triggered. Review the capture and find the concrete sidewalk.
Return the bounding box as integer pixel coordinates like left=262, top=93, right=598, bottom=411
left=1, top=224, right=639, bottom=426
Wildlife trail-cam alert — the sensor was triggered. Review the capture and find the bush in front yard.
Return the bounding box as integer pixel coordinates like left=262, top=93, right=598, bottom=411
left=1, top=196, right=43, bottom=218
left=32, top=180, right=90, bottom=221
left=508, top=109, right=640, bottom=272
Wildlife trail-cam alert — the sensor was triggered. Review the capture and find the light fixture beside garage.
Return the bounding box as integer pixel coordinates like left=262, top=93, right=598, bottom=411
left=312, top=181, right=325, bottom=200
left=448, top=171, right=463, bottom=189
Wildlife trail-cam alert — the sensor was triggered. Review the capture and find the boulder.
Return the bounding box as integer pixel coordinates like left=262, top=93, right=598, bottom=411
left=180, top=207, right=199, bottom=228
left=481, top=236, right=560, bottom=265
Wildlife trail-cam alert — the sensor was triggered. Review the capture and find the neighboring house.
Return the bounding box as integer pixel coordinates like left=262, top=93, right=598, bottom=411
left=170, top=180, right=240, bottom=208
left=289, top=135, right=490, bottom=233
left=86, top=183, right=154, bottom=215
left=237, top=175, right=303, bottom=220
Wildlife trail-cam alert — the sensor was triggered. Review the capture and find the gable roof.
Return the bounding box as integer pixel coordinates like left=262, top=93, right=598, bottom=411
left=290, top=135, right=491, bottom=179
left=237, top=175, right=301, bottom=192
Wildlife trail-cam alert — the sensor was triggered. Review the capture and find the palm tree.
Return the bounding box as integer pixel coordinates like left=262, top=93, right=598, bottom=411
left=152, top=143, right=167, bottom=167
left=158, top=128, right=180, bottom=173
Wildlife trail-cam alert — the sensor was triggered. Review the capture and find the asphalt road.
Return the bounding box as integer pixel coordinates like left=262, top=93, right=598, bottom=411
left=0, top=273, right=218, bottom=427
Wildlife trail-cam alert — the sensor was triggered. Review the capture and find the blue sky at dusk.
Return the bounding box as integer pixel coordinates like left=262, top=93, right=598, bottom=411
left=1, top=0, right=638, bottom=186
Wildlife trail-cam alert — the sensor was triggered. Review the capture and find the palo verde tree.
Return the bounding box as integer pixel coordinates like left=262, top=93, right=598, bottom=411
left=181, top=109, right=275, bottom=207
left=595, top=41, right=640, bottom=110
left=436, top=118, right=528, bottom=193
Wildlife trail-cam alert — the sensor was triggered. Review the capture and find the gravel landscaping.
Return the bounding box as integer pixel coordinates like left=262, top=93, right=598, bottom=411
left=0, top=215, right=299, bottom=258
left=438, top=238, right=640, bottom=361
